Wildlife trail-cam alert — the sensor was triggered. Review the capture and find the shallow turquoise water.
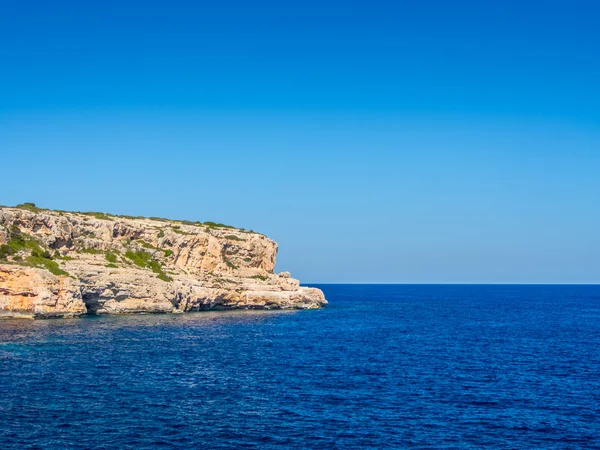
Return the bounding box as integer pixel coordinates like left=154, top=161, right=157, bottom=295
left=1, top=284, right=600, bottom=448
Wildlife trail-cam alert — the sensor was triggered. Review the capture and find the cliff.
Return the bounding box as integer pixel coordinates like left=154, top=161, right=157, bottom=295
left=0, top=205, right=326, bottom=319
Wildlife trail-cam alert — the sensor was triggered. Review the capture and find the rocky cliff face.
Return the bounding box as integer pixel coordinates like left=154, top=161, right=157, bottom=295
left=0, top=206, right=326, bottom=319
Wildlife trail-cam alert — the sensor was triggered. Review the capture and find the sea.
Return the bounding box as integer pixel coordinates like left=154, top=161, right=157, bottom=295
left=1, top=284, right=599, bottom=449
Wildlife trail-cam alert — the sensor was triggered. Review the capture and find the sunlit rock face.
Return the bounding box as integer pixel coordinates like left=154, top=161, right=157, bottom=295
left=0, top=206, right=326, bottom=319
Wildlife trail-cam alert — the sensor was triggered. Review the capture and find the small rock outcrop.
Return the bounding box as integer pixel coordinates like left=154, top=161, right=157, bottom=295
left=0, top=205, right=326, bottom=319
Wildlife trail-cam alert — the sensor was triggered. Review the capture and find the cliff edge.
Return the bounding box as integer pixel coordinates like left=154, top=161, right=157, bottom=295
left=0, top=205, right=326, bottom=319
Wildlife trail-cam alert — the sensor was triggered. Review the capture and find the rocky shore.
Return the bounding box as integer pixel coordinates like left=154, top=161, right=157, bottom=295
left=0, top=205, right=326, bottom=319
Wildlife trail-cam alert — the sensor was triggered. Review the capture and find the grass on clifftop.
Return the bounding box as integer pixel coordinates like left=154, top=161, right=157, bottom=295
left=15, top=202, right=41, bottom=212
left=6, top=202, right=260, bottom=233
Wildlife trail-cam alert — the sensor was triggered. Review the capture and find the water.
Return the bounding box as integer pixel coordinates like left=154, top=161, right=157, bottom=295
left=1, top=284, right=600, bottom=449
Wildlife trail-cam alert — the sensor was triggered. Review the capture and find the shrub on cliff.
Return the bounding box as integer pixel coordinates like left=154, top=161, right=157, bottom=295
left=250, top=275, right=268, bottom=281
left=224, top=235, right=246, bottom=241
left=26, top=255, right=69, bottom=276
left=6, top=232, right=45, bottom=255
left=0, top=245, right=16, bottom=260
left=125, top=250, right=152, bottom=267
left=125, top=250, right=172, bottom=282
left=204, top=221, right=236, bottom=230
left=223, top=257, right=238, bottom=270
left=81, top=211, right=114, bottom=221
left=31, top=249, right=52, bottom=259
left=16, top=202, right=40, bottom=212
left=105, top=251, right=118, bottom=264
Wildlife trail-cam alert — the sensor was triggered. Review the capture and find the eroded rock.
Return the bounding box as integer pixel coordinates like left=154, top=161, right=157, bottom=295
left=0, top=207, right=326, bottom=319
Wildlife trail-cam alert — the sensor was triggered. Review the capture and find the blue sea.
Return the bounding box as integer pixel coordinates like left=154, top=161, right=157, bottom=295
left=1, top=285, right=600, bottom=449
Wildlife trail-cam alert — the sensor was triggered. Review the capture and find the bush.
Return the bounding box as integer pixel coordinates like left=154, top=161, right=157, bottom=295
left=105, top=251, right=118, bottom=263
left=16, top=202, right=40, bottom=212
left=124, top=250, right=171, bottom=281
left=163, top=249, right=173, bottom=257
left=81, top=212, right=114, bottom=221
left=171, top=227, right=192, bottom=235
left=5, top=233, right=44, bottom=255
left=250, top=275, right=268, bottom=281
left=125, top=250, right=152, bottom=268
left=9, top=225, right=21, bottom=238
left=26, top=255, right=69, bottom=276
left=31, top=249, right=52, bottom=259
left=204, top=221, right=236, bottom=229
left=0, top=245, right=16, bottom=260
left=224, top=235, right=246, bottom=241
left=139, top=240, right=157, bottom=250
left=223, top=257, right=238, bottom=270
left=148, top=260, right=172, bottom=282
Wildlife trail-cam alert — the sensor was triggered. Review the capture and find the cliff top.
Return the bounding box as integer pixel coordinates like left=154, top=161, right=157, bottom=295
left=1, top=202, right=261, bottom=235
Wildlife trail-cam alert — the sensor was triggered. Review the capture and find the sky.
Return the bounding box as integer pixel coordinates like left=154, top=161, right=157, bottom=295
left=1, top=0, right=599, bottom=283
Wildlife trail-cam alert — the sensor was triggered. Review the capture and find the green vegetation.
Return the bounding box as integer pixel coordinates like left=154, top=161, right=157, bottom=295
left=81, top=211, right=114, bottom=221
left=106, top=263, right=119, bottom=268
left=179, top=220, right=203, bottom=226
left=81, top=247, right=101, bottom=255
left=3, top=204, right=258, bottom=234
left=204, top=221, right=235, bottom=230
left=163, top=249, right=173, bottom=257
left=0, top=245, right=15, bottom=259
left=125, top=250, right=172, bottom=282
left=223, top=257, right=238, bottom=270
left=171, top=226, right=192, bottom=235
left=147, top=260, right=172, bottom=282
left=157, top=229, right=165, bottom=238
left=1, top=228, right=44, bottom=257
left=117, top=215, right=145, bottom=220
left=16, top=202, right=41, bottom=212
left=105, top=251, right=118, bottom=263
left=224, top=235, right=246, bottom=241
left=250, top=275, right=268, bottom=281
left=0, top=228, right=70, bottom=276
left=31, top=249, right=52, bottom=259
left=139, top=240, right=157, bottom=250
left=125, top=250, right=152, bottom=267
left=26, top=255, right=69, bottom=276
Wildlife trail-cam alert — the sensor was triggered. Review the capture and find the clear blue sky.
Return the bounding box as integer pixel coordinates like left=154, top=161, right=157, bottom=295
left=1, top=1, right=599, bottom=283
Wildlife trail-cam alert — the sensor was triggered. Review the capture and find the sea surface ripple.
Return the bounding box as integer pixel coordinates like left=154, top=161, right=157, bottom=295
left=1, top=284, right=599, bottom=448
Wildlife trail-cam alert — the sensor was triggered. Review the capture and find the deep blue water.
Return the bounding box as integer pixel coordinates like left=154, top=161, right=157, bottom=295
left=1, top=284, right=600, bottom=449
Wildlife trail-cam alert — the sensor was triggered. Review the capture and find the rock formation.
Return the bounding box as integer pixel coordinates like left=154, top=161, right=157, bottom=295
left=0, top=205, right=326, bottom=319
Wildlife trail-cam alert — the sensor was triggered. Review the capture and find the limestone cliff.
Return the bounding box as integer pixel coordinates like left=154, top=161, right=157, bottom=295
left=0, top=205, right=326, bottom=319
